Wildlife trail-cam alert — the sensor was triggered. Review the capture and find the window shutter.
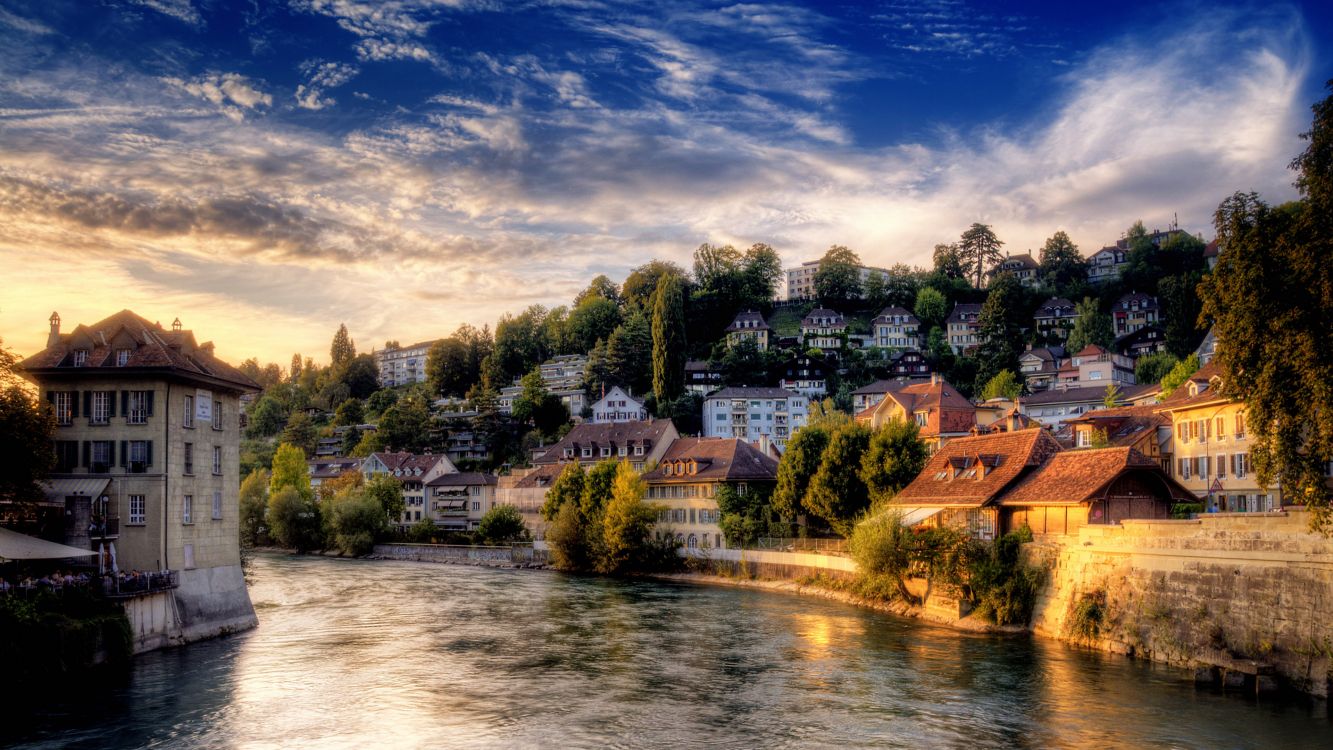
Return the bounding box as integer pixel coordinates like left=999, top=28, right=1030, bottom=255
left=82, top=441, right=90, bottom=469
left=146, top=441, right=154, bottom=468
left=120, top=441, right=128, bottom=467
left=146, top=390, right=155, bottom=416
left=82, top=391, right=91, bottom=419
left=108, top=391, right=117, bottom=418
left=109, top=441, right=116, bottom=466
left=46, top=391, right=55, bottom=405
left=121, top=391, right=129, bottom=416
left=70, top=391, right=80, bottom=418
left=1206, top=419, right=1211, bottom=439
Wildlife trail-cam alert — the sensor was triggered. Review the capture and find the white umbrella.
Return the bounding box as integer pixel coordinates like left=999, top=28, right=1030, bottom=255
left=98, top=542, right=105, bottom=575
left=109, top=542, right=119, bottom=574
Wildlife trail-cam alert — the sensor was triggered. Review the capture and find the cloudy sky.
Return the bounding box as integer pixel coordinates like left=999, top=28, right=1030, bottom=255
left=1, top=0, right=1330, bottom=364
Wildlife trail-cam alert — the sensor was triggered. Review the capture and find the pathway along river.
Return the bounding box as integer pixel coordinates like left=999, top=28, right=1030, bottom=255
left=6, top=553, right=1330, bottom=748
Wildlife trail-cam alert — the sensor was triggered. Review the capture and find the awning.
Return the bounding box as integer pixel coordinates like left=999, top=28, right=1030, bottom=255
left=889, top=507, right=946, bottom=526
left=0, top=527, right=97, bottom=561
left=41, top=477, right=111, bottom=506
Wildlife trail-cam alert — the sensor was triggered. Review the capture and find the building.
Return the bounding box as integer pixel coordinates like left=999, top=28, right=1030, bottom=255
left=851, top=378, right=915, bottom=414
left=1018, top=346, right=1066, bottom=392
left=702, top=387, right=809, bottom=448
left=1088, top=227, right=1189, bottom=284
left=1069, top=344, right=1136, bottom=386
left=855, top=374, right=977, bottom=452
left=1155, top=362, right=1279, bottom=513
left=1204, top=239, right=1220, bottom=270
left=375, top=339, right=437, bottom=387
left=1033, top=298, right=1077, bottom=342
left=433, top=407, right=489, bottom=465
left=589, top=385, right=648, bottom=424
left=498, top=354, right=588, bottom=417
left=1113, top=292, right=1160, bottom=335
left=307, top=457, right=362, bottom=489
left=946, top=303, right=983, bottom=355
left=778, top=354, right=830, bottom=399
left=986, top=253, right=1039, bottom=287
left=20, top=310, right=259, bottom=644
left=872, top=306, right=921, bottom=350
left=800, top=308, right=847, bottom=351
left=361, top=451, right=459, bottom=527
left=887, top=350, right=931, bottom=379
left=425, top=473, right=497, bottom=531
left=1018, top=385, right=1124, bottom=428
left=783, top=261, right=889, bottom=301
left=1066, top=405, right=1171, bottom=469
left=685, top=360, right=723, bottom=396
left=724, top=310, right=771, bottom=351
left=646, top=437, right=779, bottom=550
left=1113, top=325, right=1167, bottom=358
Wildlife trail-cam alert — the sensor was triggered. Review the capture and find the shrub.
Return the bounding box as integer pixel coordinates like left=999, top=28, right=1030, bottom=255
left=478, top=504, right=529, bottom=545
left=330, top=493, right=387, bottom=556
left=1069, top=590, right=1106, bottom=642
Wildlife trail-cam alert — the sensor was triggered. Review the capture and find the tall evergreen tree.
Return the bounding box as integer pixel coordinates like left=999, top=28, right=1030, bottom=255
left=1038, top=230, right=1087, bottom=292
left=606, top=311, right=653, bottom=394
left=972, top=272, right=1027, bottom=393
left=651, top=273, right=687, bottom=406
left=1066, top=297, right=1115, bottom=352
left=330, top=324, right=355, bottom=369
left=932, top=242, right=966, bottom=280
left=959, top=223, right=1005, bottom=288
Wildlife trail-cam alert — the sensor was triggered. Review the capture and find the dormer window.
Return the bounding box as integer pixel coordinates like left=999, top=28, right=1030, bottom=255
left=581, top=447, right=592, bottom=458
left=563, top=448, right=574, bottom=458
left=600, top=447, right=611, bottom=457
left=663, top=463, right=674, bottom=476
left=72, top=349, right=87, bottom=367
left=116, top=349, right=130, bottom=367
left=634, top=445, right=644, bottom=456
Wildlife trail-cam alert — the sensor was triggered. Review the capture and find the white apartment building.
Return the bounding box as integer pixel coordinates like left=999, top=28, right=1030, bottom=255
left=702, top=387, right=809, bottom=448
left=782, top=261, right=890, bottom=301
left=375, top=339, right=438, bottom=387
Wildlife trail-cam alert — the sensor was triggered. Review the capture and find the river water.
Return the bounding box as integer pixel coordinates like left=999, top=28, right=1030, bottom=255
left=4, top=553, right=1330, bottom=749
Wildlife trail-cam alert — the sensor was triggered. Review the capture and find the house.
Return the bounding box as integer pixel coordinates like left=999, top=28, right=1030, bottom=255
left=800, top=308, right=847, bottom=351
left=946, top=303, right=983, bottom=354
left=1070, top=344, right=1136, bottom=386
left=434, top=408, right=488, bottom=464
left=1204, top=239, right=1220, bottom=270
left=887, top=350, right=931, bottom=378
left=20, top=310, right=259, bottom=644
left=1114, top=325, right=1167, bottom=358
left=1018, top=385, right=1123, bottom=428
left=645, top=437, right=779, bottom=550
left=782, top=261, right=891, bottom=301
left=1018, top=346, right=1066, bottom=392
left=589, top=385, right=648, bottom=424
left=1087, top=246, right=1129, bottom=284
left=1155, top=362, right=1280, bottom=513
left=872, top=306, right=921, bottom=350
left=1113, top=292, right=1160, bottom=335
left=425, top=473, right=497, bottom=531
left=498, top=354, right=588, bottom=417
left=851, top=378, right=915, bottom=414
left=685, top=360, right=723, bottom=396
left=362, top=452, right=459, bottom=527
left=497, top=419, right=680, bottom=539
left=702, top=387, right=809, bottom=448
left=986, top=252, right=1039, bottom=287
left=724, top=310, right=771, bottom=351
left=1195, top=328, right=1218, bottom=365
left=855, top=374, right=977, bottom=452
left=375, top=339, right=438, bottom=387
left=778, top=354, right=830, bottom=399
left=1066, top=405, right=1171, bottom=469
left=1033, top=298, right=1077, bottom=342
left=307, top=457, right=362, bottom=488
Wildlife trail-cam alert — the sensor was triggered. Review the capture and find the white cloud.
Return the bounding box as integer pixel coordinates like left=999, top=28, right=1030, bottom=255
left=295, top=62, right=359, bottom=110
left=163, top=73, right=272, bottom=121
left=0, top=7, right=54, bottom=34
left=130, top=0, right=203, bottom=26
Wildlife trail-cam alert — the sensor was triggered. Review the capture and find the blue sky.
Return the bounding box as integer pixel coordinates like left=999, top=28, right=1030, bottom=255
left=1, top=0, right=1329, bottom=362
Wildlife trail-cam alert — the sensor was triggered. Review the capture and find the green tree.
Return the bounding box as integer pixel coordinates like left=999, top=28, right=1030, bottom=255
left=1159, top=272, right=1207, bottom=356
left=493, top=305, right=551, bottom=382
left=365, top=388, right=399, bottom=415
left=692, top=243, right=743, bottom=292
left=545, top=499, right=595, bottom=572
left=623, top=260, right=687, bottom=313
left=574, top=274, right=621, bottom=307
left=239, top=468, right=269, bottom=546
left=333, top=398, right=364, bottom=428
left=350, top=429, right=386, bottom=458
left=979, top=369, right=1022, bottom=401
left=859, top=419, right=928, bottom=503
left=567, top=296, right=622, bottom=353
left=804, top=422, right=873, bottom=536
left=363, top=473, right=405, bottom=524
left=1066, top=297, right=1115, bottom=353
left=849, top=511, right=918, bottom=602
left=327, top=486, right=385, bottom=555
left=541, top=461, right=587, bottom=520
left=511, top=368, right=568, bottom=438
left=0, top=340, right=55, bottom=510
left=1134, top=352, right=1178, bottom=386
left=606, top=311, right=653, bottom=394
left=580, top=459, right=619, bottom=518
left=598, top=461, right=656, bottom=574
left=1102, top=383, right=1123, bottom=409
left=933, top=242, right=967, bottom=280
left=1158, top=353, right=1200, bottom=398
left=330, top=323, right=356, bottom=369
left=341, top=354, right=379, bottom=400
left=959, top=223, right=1004, bottom=288
left=1037, top=230, right=1087, bottom=292
left=269, top=443, right=314, bottom=502
left=741, top=243, right=784, bottom=307
left=972, top=272, right=1028, bottom=393
left=477, top=504, right=529, bottom=545
left=377, top=391, right=431, bottom=452
left=884, top=264, right=922, bottom=308
left=913, top=286, right=949, bottom=331
left=245, top=394, right=287, bottom=438
left=863, top=270, right=889, bottom=310
left=426, top=337, right=471, bottom=398
left=266, top=485, right=323, bottom=550
left=718, top=337, right=772, bottom=387
left=651, top=272, right=687, bottom=406
left=280, top=411, right=318, bottom=458
left=814, top=245, right=863, bottom=304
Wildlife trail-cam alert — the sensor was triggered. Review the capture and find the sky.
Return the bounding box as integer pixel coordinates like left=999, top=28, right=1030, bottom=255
left=1, top=0, right=1330, bottom=365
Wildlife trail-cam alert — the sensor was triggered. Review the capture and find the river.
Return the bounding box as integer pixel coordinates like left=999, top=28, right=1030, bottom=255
left=4, top=553, right=1329, bottom=748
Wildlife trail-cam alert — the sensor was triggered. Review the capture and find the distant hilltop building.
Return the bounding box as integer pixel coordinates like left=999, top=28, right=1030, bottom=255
left=375, top=339, right=438, bottom=387
left=18, top=310, right=259, bottom=650
left=985, top=252, right=1039, bottom=288
left=781, top=260, right=890, bottom=301
left=1087, top=227, right=1189, bottom=284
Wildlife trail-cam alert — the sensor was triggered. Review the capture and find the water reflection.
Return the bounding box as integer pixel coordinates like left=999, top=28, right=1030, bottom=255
left=3, top=553, right=1329, bottom=749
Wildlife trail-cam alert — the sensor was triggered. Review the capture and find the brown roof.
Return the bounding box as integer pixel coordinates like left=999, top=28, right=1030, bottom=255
left=370, top=452, right=451, bottom=475
left=307, top=459, right=363, bottom=479
left=513, top=463, right=565, bottom=489
left=945, top=303, right=982, bottom=324
left=892, top=430, right=1062, bottom=507
left=1156, top=360, right=1225, bottom=408
left=872, top=306, right=920, bottom=325
left=801, top=308, right=846, bottom=326
left=426, top=472, right=497, bottom=487
left=532, top=419, right=676, bottom=464
left=869, top=377, right=976, bottom=436
left=1066, top=404, right=1169, bottom=446
left=644, top=437, right=778, bottom=484
left=19, top=309, right=259, bottom=392
left=999, top=447, right=1192, bottom=506
left=724, top=310, right=770, bottom=332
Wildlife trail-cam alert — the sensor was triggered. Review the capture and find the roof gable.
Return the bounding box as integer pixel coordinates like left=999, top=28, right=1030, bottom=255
left=893, top=430, right=1062, bottom=507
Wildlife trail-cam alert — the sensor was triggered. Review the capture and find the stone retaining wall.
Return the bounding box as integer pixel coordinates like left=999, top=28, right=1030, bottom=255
left=680, top=546, right=857, bottom=582
left=372, top=543, right=545, bottom=566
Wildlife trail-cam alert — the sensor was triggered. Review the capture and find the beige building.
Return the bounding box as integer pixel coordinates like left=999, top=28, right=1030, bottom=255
left=20, top=310, right=258, bottom=639
left=724, top=310, right=771, bottom=351
left=645, top=437, right=779, bottom=550
left=426, top=472, right=498, bottom=531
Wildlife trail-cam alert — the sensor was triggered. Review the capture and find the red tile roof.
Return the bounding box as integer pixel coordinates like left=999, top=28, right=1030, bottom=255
left=644, top=437, right=778, bottom=484
left=892, top=429, right=1062, bottom=507
left=532, top=419, right=676, bottom=464
left=869, top=377, right=976, bottom=436
left=999, top=447, right=1192, bottom=506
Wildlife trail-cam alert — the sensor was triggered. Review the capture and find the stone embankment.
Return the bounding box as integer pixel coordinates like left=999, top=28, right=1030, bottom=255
left=369, top=543, right=548, bottom=568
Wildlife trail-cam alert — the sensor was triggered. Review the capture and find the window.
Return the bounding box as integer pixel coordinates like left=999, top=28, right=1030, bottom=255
left=90, top=441, right=112, bottom=473
left=1217, top=454, right=1227, bottom=479
left=90, top=391, right=110, bottom=425
left=634, top=445, right=644, bottom=456
left=53, top=391, right=73, bottom=425
left=212, top=491, right=222, bottom=520
left=183, top=443, right=194, bottom=475
left=127, top=440, right=150, bottom=472
left=73, top=349, right=87, bottom=366
left=54, top=441, right=79, bottom=472
left=581, top=447, right=592, bottom=458
left=1215, top=417, right=1226, bottom=439
left=127, top=390, right=152, bottom=424
left=183, top=543, right=195, bottom=570
left=213, top=445, right=222, bottom=475
left=182, top=495, right=193, bottom=524
left=129, top=495, right=146, bottom=524
left=212, top=400, right=223, bottom=430
left=600, top=447, right=611, bottom=457
left=116, top=349, right=130, bottom=366
left=472, top=501, right=481, bottom=511
left=1235, top=412, right=1246, bottom=439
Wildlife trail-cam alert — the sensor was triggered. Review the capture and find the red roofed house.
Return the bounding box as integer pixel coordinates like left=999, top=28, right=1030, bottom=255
left=644, top=437, right=779, bottom=550
left=362, top=451, right=459, bottom=528
left=856, top=374, right=978, bottom=452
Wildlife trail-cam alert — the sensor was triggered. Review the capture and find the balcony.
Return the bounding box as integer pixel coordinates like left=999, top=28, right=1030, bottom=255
left=89, top=517, right=119, bottom=540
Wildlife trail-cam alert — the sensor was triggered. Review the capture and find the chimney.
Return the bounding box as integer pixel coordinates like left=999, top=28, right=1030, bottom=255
left=47, top=311, right=61, bottom=348
left=758, top=434, right=771, bottom=457
left=930, top=372, right=941, bottom=386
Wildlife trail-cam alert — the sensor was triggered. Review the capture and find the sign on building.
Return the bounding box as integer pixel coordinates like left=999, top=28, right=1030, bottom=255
left=196, top=389, right=213, bottom=423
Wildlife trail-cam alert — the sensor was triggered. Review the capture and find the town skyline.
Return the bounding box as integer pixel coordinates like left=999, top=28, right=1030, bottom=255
left=3, top=0, right=1332, bottom=362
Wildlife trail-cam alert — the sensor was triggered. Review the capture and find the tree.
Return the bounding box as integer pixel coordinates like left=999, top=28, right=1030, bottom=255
left=692, top=243, right=743, bottom=291
left=863, top=271, right=888, bottom=310
left=330, top=323, right=356, bottom=369
left=541, top=461, right=586, bottom=520
left=914, top=286, right=949, bottom=332
left=932, top=242, right=966, bottom=280
left=959, top=223, right=1004, bottom=287
left=327, top=485, right=386, bottom=555
left=493, top=305, right=550, bottom=382
left=245, top=394, right=287, bottom=438
left=478, top=504, right=529, bottom=545
left=623, top=260, right=687, bottom=313
left=884, top=264, right=922, bottom=308
left=350, top=428, right=385, bottom=458
left=814, top=245, right=862, bottom=304
left=377, top=392, right=431, bottom=452
left=270, top=443, right=314, bottom=503
left=972, top=272, right=1027, bottom=393
left=1158, top=272, right=1206, bottom=356
left=859, top=419, right=928, bottom=503
left=718, top=337, right=772, bottom=387
left=545, top=499, right=595, bottom=572
left=1158, top=353, right=1200, bottom=399
left=280, top=411, right=318, bottom=458
left=1038, top=230, right=1087, bottom=292
left=290, top=354, right=303, bottom=383
left=365, top=388, right=399, bottom=415
left=239, top=468, right=269, bottom=546
left=804, top=423, right=873, bottom=536
left=1066, top=297, right=1114, bottom=353
left=567, top=296, right=622, bottom=353
left=267, top=485, right=323, bottom=550
left=363, top=473, right=405, bottom=524
left=599, top=461, right=656, bottom=574
left=651, top=272, right=687, bottom=405
left=333, top=398, right=364, bottom=428
left=1134, top=352, right=1178, bottom=386
left=741, top=243, right=783, bottom=306
left=574, top=274, right=620, bottom=307
left=341, top=354, right=379, bottom=399
left=511, top=368, right=568, bottom=437
left=606, top=311, right=653, bottom=394
left=580, top=459, right=619, bottom=519
left=426, top=337, right=471, bottom=398
left=1102, top=383, right=1123, bottom=409
left=979, top=370, right=1022, bottom=401
left=0, top=340, right=55, bottom=510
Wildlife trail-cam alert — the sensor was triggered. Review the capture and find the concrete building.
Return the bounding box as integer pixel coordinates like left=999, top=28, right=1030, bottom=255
left=724, top=310, right=771, bottom=351
left=589, top=385, right=648, bottom=424
left=426, top=472, right=497, bottom=531
left=946, top=303, right=983, bottom=355
left=646, top=437, right=779, bottom=550
left=782, top=261, right=889, bottom=301
left=375, top=339, right=437, bottom=387
left=20, top=310, right=259, bottom=645
left=1069, top=344, right=1136, bottom=386
left=1018, top=385, right=1124, bottom=429
left=1018, top=346, right=1066, bottom=392
left=361, top=451, right=459, bottom=527
left=1088, top=227, right=1189, bottom=284
left=702, top=387, right=809, bottom=448
left=778, top=354, right=830, bottom=399
left=498, top=354, right=588, bottom=417
left=872, top=306, right=920, bottom=350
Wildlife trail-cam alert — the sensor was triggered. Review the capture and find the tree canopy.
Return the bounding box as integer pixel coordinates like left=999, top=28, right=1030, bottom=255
left=958, top=223, right=1004, bottom=288
left=1066, top=297, right=1115, bottom=353
left=814, top=245, right=863, bottom=305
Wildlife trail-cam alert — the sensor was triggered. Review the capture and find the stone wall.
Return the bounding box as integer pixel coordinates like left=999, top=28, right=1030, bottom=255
left=1031, top=510, right=1333, bottom=696
left=680, top=546, right=857, bottom=581
left=372, top=543, right=544, bottom=566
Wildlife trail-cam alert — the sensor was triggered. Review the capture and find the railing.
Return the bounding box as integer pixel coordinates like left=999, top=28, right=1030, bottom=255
left=103, top=570, right=179, bottom=598
left=90, top=517, right=119, bottom=538
left=746, top=537, right=849, bottom=556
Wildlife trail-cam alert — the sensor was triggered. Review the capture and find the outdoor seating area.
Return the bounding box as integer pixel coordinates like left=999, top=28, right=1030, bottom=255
left=0, top=568, right=179, bottom=599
